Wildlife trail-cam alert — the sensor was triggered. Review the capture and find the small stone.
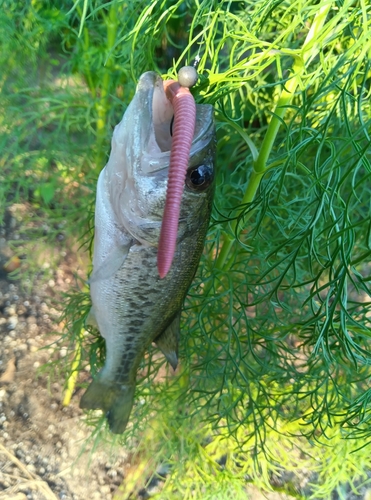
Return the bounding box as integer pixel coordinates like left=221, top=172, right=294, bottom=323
left=5, top=305, right=16, bottom=316
left=27, top=463, right=36, bottom=474
left=48, top=424, right=56, bottom=433
left=40, top=302, right=48, bottom=312
left=7, top=316, right=18, bottom=330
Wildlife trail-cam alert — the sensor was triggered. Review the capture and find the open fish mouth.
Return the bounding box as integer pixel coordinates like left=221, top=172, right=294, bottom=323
left=132, top=72, right=214, bottom=177
left=104, top=71, right=214, bottom=268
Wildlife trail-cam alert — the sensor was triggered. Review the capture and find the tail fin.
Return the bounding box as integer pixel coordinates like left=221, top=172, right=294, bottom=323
left=80, top=378, right=135, bottom=434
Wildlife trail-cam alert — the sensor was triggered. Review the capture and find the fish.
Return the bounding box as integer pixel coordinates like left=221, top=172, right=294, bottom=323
left=79, top=71, right=216, bottom=434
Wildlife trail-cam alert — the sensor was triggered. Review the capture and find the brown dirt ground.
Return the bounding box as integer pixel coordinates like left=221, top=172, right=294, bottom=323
left=0, top=204, right=129, bottom=500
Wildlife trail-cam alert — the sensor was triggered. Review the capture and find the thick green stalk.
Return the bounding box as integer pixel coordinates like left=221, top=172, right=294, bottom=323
left=214, top=4, right=332, bottom=271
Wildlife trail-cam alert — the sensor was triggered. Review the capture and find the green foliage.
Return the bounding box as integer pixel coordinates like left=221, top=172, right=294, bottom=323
left=2, top=0, right=371, bottom=497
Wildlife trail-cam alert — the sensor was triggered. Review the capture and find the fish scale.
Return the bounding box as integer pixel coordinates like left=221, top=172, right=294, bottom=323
left=101, top=242, right=201, bottom=375
left=80, top=71, right=216, bottom=434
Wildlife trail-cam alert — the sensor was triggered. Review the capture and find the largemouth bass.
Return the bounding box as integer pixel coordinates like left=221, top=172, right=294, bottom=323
left=80, top=71, right=215, bottom=434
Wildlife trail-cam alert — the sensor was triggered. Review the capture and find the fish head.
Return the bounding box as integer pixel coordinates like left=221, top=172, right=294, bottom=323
left=104, top=71, right=215, bottom=246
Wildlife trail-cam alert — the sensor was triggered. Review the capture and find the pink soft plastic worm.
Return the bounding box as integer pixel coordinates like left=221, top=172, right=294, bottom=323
left=157, top=80, right=196, bottom=279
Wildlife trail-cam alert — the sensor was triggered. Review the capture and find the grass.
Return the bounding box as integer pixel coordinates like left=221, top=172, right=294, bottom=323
left=1, top=0, right=371, bottom=497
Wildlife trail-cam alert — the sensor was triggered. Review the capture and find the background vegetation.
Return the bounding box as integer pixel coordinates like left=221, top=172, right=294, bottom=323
left=1, top=0, right=371, bottom=498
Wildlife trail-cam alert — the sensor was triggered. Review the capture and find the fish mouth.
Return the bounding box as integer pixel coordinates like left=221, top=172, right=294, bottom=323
left=105, top=71, right=214, bottom=250
left=134, top=72, right=214, bottom=176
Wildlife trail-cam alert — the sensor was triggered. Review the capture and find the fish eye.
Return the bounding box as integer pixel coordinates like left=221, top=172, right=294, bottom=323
left=185, top=164, right=213, bottom=191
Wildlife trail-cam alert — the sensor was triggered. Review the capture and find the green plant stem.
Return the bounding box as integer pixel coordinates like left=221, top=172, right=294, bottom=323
left=95, top=3, right=118, bottom=168
left=76, top=4, right=96, bottom=98
left=214, top=4, right=332, bottom=271
left=83, top=27, right=96, bottom=97
left=63, top=332, right=82, bottom=406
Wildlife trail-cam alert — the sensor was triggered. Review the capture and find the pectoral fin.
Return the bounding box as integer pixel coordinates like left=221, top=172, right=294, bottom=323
left=89, top=243, right=131, bottom=283
left=154, top=313, right=180, bottom=370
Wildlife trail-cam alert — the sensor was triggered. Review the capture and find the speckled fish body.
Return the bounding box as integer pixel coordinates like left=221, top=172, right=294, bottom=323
left=80, top=72, right=216, bottom=433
